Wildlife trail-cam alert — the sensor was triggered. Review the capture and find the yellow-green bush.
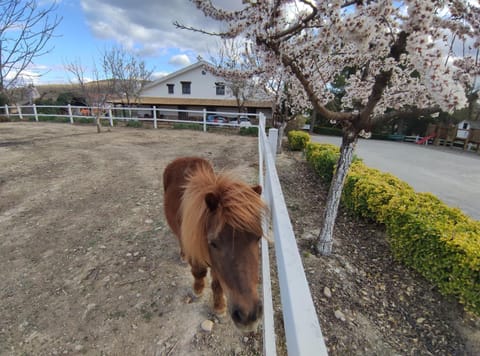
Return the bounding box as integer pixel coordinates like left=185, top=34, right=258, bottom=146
left=304, top=143, right=480, bottom=315
left=287, top=130, right=310, bottom=151
left=305, top=142, right=362, bottom=183
left=384, top=193, right=480, bottom=313
left=342, top=161, right=414, bottom=223
left=305, top=142, right=340, bottom=182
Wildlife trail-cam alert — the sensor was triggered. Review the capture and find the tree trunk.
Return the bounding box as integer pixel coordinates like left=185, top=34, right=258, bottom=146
left=316, top=131, right=358, bottom=255
left=96, top=116, right=102, bottom=133
left=309, top=110, right=316, bottom=134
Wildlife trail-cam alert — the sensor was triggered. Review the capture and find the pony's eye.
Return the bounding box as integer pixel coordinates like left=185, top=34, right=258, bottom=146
left=209, top=241, right=218, bottom=249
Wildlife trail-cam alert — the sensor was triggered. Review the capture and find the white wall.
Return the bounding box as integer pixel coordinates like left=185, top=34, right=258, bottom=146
left=141, top=66, right=236, bottom=100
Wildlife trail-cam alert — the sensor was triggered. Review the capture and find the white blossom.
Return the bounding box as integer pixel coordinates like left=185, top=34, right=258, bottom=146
left=188, top=0, right=477, bottom=119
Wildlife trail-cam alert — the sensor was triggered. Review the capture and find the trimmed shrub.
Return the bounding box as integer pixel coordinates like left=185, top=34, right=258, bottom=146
left=304, top=142, right=480, bottom=315
left=287, top=130, right=311, bottom=151
left=384, top=193, right=480, bottom=314
left=305, top=142, right=340, bottom=182
left=305, top=142, right=361, bottom=183
left=312, top=126, right=343, bottom=136
left=342, top=161, right=414, bottom=223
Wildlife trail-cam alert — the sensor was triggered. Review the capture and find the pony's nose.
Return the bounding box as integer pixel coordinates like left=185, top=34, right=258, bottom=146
left=231, top=302, right=263, bottom=325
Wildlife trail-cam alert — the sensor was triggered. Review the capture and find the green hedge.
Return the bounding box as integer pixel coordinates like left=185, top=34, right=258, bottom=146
left=384, top=193, right=480, bottom=313
left=305, top=142, right=340, bottom=182
left=304, top=141, right=480, bottom=315
left=287, top=130, right=310, bottom=151
left=312, top=126, right=343, bottom=136
left=342, top=161, right=414, bottom=223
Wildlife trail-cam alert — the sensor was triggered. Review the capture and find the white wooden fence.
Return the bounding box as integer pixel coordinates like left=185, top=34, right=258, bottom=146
left=1, top=104, right=257, bottom=131
left=258, top=114, right=327, bottom=356
left=1, top=104, right=327, bottom=355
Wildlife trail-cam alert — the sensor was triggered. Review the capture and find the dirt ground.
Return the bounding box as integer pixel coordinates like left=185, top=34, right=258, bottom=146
left=1, top=122, right=479, bottom=356
left=0, top=122, right=261, bottom=355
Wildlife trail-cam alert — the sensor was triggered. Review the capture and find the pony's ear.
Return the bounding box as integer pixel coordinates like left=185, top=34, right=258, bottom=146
left=251, top=185, right=262, bottom=195
left=205, top=192, right=219, bottom=212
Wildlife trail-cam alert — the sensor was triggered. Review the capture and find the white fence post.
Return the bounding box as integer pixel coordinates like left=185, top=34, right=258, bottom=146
left=109, top=108, right=113, bottom=126
left=4, top=104, right=9, bottom=118
left=33, top=104, right=39, bottom=122
left=68, top=104, right=74, bottom=124
left=153, top=106, right=157, bottom=129
left=203, top=108, right=207, bottom=132
left=259, top=112, right=266, bottom=129
left=17, top=105, right=23, bottom=120
left=268, top=128, right=278, bottom=161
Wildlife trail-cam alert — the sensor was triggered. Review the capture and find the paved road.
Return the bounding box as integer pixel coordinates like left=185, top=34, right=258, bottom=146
left=311, top=135, right=480, bottom=220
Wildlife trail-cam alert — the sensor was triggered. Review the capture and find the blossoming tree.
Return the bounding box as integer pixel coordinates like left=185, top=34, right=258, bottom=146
left=181, top=0, right=479, bottom=255
left=202, top=39, right=307, bottom=151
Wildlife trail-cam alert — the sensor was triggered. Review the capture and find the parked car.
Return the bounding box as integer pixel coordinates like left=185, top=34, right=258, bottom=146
left=230, top=116, right=252, bottom=127
left=207, top=114, right=229, bottom=124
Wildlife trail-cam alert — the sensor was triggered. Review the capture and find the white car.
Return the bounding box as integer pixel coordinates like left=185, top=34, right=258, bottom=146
left=230, top=116, right=252, bottom=127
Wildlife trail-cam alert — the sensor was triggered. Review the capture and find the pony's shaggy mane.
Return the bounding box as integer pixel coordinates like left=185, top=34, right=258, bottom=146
left=180, top=163, right=266, bottom=265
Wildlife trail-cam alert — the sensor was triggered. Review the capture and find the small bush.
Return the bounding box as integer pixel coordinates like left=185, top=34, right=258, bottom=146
left=305, top=143, right=339, bottom=182
left=38, top=115, right=70, bottom=123
left=75, top=117, right=94, bottom=124
left=312, top=126, right=343, bottom=136
left=287, top=130, right=310, bottom=151
left=305, top=142, right=361, bottom=183
left=172, top=123, right=203, bottom=131
left=239, top=126, right=259, bottom=136
left=126, top=120, right=143, bottom=128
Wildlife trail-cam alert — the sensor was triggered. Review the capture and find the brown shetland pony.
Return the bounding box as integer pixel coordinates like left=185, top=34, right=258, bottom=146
left=163, top=157, right=266, bottom=332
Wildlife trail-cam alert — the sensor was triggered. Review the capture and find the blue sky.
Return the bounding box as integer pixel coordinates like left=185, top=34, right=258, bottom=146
left=27, top=0, right=241, bottom=84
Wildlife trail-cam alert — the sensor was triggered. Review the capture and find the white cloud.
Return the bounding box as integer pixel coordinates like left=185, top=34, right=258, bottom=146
left=79, top=0, right=242, bottom=56
left=168, top=54, right=191, bottom=67
left=151, top=71, right=169, bottom=80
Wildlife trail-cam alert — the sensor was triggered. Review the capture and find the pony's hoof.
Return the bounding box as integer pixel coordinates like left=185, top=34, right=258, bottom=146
left=214, top=308, right=227, bottom=319
left=184, top=291, right=201, bottom=304
left=192, top=289, right=203, bottom=298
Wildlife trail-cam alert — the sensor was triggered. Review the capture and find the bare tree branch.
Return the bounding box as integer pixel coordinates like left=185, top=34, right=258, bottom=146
left=102, top=46, right=154, bottom=106
left=0, top=0, right=62, bottom=93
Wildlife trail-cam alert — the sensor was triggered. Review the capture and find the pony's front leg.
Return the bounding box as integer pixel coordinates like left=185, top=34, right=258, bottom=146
left=210, top=269, right=226, bottom=317
left=191, top=264, right=207, bottom=297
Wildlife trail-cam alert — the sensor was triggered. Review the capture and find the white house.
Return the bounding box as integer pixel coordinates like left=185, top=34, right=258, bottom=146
left=456, top=120, right=480, bottom=139
left=127, top=60, right=272, bottom=121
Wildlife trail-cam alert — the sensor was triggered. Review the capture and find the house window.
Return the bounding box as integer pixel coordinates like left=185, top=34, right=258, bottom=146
left=167, top=84, right=174, bottom=94
left=181, top=81, right=191, bottom=94
left=215, top=82, right=225, bottom=96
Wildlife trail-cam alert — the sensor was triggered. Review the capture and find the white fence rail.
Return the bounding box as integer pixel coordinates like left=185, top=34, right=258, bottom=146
left=0, top=104, right=259, bottom=131
left=258, top=114, right=327, bottom=356
left=1, top=104, right=327, bottom=355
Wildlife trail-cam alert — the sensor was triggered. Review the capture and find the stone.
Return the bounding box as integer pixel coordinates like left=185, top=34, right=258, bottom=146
left=334, top=310, right=346, bottom=322
left=324, top=286, right=332, bottom=298
left=201, top=319, right=214, bottom=332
